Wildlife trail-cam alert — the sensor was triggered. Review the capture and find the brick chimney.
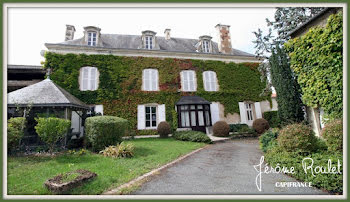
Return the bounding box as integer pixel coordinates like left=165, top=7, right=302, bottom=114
left=65, top=25, right=76, bottom=41
left=164, top=29, right=171, bottom=40
left=215, top=24, right=232, bottom=54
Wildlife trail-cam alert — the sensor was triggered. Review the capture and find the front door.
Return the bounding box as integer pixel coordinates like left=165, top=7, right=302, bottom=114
left=177, top=104, right=211, bottom=133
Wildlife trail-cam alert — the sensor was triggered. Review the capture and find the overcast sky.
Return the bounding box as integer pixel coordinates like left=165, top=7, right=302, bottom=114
left=8, top=7, right=275, bottom=65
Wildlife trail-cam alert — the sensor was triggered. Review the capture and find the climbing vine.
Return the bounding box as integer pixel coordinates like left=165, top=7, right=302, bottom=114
left=45, top=53, right=270, bottom=134
left=285, top=12, right=343, bottom=120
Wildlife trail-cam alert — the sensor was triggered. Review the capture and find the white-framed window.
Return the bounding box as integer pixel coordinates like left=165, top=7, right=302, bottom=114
left=202, top=40, right=210, bottom=53
left=181, top=70, right=196, bottom=92
left=203, top=71, right=218, bottom=91
left=88, top=32, right=97, bottom=46
left=80, top=67, right=99, bottom=91
left=137, top=104, right=166, bottom=130
left=246, top=103, right=254, bottom=121
left=145, top=36, right=153, bottom=50
left=145, top=106, right=157, bottom=128
left=142, top=69, right=159, bottom=91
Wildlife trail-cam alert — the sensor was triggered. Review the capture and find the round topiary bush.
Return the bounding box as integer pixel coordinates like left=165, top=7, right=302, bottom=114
left=157, top=121, right=171, bottom=138
left=277, top=123, right=317, bottom=153
left=321, top=119, right=343, bottom=152
left=7, top=117, right=26, bottom=152
left=213, top=121, right=230, bottom=137
left=252, top=118, right=270, bottom=134
left=85, top=116, right=128, bottom=151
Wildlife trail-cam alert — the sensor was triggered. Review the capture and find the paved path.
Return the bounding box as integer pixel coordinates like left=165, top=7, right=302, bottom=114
left=132, top=138, right=328, bottom=195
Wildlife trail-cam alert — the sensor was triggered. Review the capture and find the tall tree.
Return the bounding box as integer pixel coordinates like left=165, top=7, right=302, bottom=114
left=269, top=45, right=304, bottom=124
left=253, top=7, right=324, bottom=124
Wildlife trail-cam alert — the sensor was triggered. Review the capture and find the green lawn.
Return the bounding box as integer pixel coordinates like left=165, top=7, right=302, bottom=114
left=7, top=138, right=206, bottom=195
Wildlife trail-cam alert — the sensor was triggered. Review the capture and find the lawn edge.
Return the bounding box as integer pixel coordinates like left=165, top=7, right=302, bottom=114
left=102, top=143, right=211, bottom=195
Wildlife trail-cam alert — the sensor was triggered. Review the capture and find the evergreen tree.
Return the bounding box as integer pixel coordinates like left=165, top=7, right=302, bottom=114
left=269, top=45, right=304, bottom=124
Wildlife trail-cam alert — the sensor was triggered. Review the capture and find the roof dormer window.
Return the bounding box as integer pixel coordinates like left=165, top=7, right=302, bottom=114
left=198, top=35, right=212, bottom=53
left=83, top=26, right=101, bottom=47
left=88, top=32, right=97, bottom=46
left=145, top=36, right=153, bottom=50
left=141, top=30, right=157, bottom=50
left=203, top=40, right=210, bottom=53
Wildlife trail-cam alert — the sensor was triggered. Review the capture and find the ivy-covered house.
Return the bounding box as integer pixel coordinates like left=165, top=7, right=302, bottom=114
left=44, top=24, right=276, bottom=135
left=286, top=8, right=342, bottom=137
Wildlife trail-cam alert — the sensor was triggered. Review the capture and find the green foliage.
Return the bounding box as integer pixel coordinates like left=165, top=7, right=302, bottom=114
left=259, top=129, right=279, bottom=153
left=229, top=123, right=249, bottom=132
left=34, top=117, right=71, bottom=153
left=263, top=111, right=280, bottom=128
left=7, top=117, right=26, bottom=151
left=285, top=12, right=343, bottom=120
left=85, top=116, right=128, bottom=151
left=173, top=131, right=212, bottom=143
left=277, top=123, right=317, bottom=153
left=269, top=46, right=305, bottom=125
left=67, top=148, right=88, bottom=156
left=321, top=119, right=343, bottom=152
left=213, top=121, right=230, bottom=137
left=99, top=142, right=135, bottom=158
left=265, top=149, right=343, bottom=194
left=252, top=118, right=270, bottom=134
left=44, top=53, right=269, bottom=133
left=157, top=121, right=172, bottom=138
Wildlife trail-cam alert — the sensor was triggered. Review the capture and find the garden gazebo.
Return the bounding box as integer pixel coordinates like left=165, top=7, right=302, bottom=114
left=7, top=78, right=90, bottom=146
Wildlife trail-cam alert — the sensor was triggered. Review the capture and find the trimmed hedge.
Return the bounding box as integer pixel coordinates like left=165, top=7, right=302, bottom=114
left=263, top=111, right=280, bottom=128
left=229, top=123, right=249, bottom=133
left=173, top=131, right=212, bottom=143
left=7, top=117, right=26, bottom=151
left=259, top=129, right=279, bottom=153
left=85, top=116, right=128, bottom=151
left=265, top=149, right=343, bottom=194
left=252, top=118, right=269, bottom=134
left=35, top=117, right=71, bottom=153
left=277, top=123, right=317, bottom=153
left=213, top=121, right=230, bottom=137
left=321, top=119, right=343, bottom=152
left=157, top=121, right=171, bottom=138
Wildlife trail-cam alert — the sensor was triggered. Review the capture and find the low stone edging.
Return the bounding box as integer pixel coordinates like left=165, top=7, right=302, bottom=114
left=102, top=144, right=210, bottom=195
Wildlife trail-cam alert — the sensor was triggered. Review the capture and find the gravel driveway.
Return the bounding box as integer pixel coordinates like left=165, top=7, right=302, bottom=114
left=132, top=138, right=328, bottom=195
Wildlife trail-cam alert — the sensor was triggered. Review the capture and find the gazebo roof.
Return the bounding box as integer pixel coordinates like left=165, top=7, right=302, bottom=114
left=7, top=78, right=89, bottom=110
left=176, top=96, right=211, bottom=105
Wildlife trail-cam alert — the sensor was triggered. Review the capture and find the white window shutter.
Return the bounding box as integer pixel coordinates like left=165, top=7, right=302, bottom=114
left=90, top=68, right=96, bottom=90
left=181, top=71, right=186, bottom=91
left=210, top=102, right=220, bottom=125
left=137, top=105, right=145, bottom=130
left=254, top=102, right=262, bottom=119
left=189, top=71, right=194, bottom=91
left=82, top=68, right=89, bottom=90
left=239, top=102, right=248, bottom=124
left=155, top=70, right=159, bottom=91
left=203, top=71, right=209, bottom=91
left=158, top=104, right=166, bottom=123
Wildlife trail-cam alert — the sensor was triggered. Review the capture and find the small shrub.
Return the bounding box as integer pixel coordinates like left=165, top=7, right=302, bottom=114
left=277, top=123, right=317, bottom=153
left=213, top=121, right=230, bottom=137
left=259, top=129, right=279, bottom=153
left=173, top=131, right=212, bottom=143
left=321, top=119, right=343, bottom=152
left=99, top=142, right=134, bottom=158
left=263, top=111, right=280, bottom=128
left=67, top=148, right=88, bottom=156
left=157, top=121, right=171, bottom=138
left=7, top=117, right=26, bottom=151
left=35, top=117, right=71, bottom=153
left=229, top=124, right=249, bottom=132
left=252, top=118, right=270, bottom=134
left=85, top=116, right=128, bottom=151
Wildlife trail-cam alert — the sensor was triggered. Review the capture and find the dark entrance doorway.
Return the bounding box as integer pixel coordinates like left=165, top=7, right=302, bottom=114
left=176, top=96, right=212, bottom=133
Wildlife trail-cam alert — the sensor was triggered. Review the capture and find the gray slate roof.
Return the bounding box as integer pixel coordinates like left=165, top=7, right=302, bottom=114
left=176, top=96, right=211, bottom=105
left=8, top=78, right=89, bottom=109
left=59, top=34, right=255, bottom=57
